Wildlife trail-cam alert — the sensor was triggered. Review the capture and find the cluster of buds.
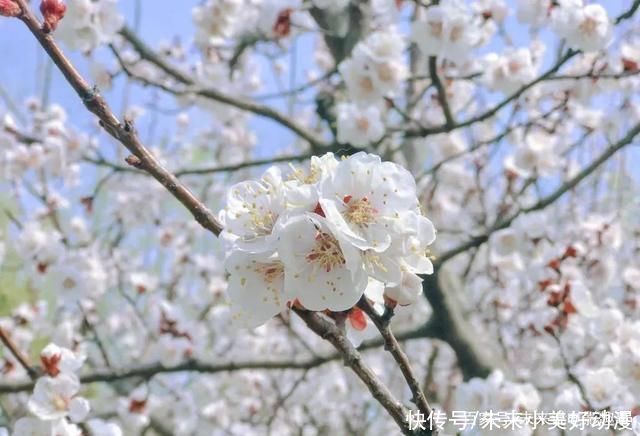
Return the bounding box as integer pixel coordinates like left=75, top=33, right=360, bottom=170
left=1, top=0, right=66, bottom=34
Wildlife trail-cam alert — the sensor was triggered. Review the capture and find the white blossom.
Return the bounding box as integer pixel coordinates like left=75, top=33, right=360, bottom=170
left=336, top=103, right=385, bottom=147
left=28, top=374, right=88, bottom=422
left=411, top=0, right=479, bottom=63
left=552, top=1, right=611, bottom=52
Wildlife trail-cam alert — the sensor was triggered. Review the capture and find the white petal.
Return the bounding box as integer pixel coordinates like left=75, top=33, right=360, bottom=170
left=69, top=397, right=91, bottom=423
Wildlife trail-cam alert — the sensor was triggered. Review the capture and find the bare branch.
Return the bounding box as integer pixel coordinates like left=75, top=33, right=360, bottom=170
left=358, top=297, right=436, bottom=433
left=117, top=27, right=330, bottom=151
left=292, top=307, right=416, bottom=435
left=0, top=326, right=39, bottom=380
left=428, top=57, right=454, bottom=128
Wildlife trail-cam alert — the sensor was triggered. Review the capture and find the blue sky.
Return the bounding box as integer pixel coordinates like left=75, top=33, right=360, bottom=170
left=0, top=0, right=636, bottom=166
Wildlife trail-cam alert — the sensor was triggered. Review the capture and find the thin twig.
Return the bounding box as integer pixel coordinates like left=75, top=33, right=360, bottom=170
left=358, top=298, right=436, bottom=435
left=117, top=27, right=330, bottom=150
left=14, top=0, right=224, bottom=236
left=428, top=57, right=454, bottom=128
left=292, top=307, right=415, bottom=435
left=435, top=121, right=640, bottom=266
left=0, top=326, right=39, bottom=380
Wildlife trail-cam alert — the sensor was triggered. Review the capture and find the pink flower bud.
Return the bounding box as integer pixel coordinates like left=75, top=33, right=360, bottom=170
left=0, top=0, right=20, bottom=17
left=40, top=0, right=66, bottom=33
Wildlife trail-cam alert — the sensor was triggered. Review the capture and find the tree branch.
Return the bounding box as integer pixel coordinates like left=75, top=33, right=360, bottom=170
left=435, top=121, right=640, bottom=267
left=0, top=326, right=39, bottom=380
left=117, top=27, right=330, bottom=151
left=358, top=298, right=436, bottom=433
left=292, top=307, right=416, bottom=435
left=0, top=324, right=437, bottom=395
left=14, top=0, right=224, bottom=236
left=428, top=56, right=454, bottom=128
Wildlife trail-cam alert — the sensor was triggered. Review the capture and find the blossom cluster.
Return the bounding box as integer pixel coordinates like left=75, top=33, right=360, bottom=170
left=55, top=0, right=123, bottom=52
left=0, top=102, right=93, bottom=184
left=10, top=344, right=93, bottom=435
left=220, top=152, right=436, bottom=329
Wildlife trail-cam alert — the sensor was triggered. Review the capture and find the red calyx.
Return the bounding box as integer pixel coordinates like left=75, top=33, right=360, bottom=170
left=313, top=202, right=325, bottom=217
left=41, top=353, right=61, bottom=377
left=40, top=0, right=66, bottom=33
left=0, top=0, right=20, bottom=17
left=273, top=8, right=293, bottom=38
left=348, top=308, right=367, bottom=331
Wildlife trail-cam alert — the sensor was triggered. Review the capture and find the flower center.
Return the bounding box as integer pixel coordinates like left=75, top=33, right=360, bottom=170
left=254, top=262, right=284, bottom=284
left=52, top=394, right=68, bottom=411
left=359, top=76, right=374, bottom=93
left=62, top=277, right=77, bottom=289
left=450, top=25, right=463, bottom=42
left=344, top=196, right=377, bottom=226
left=305, top=232, right=345, bottom=273
left=377, top=62, right=394, bottom=82
left=429, top=21, right=443, bottom=38
left=247, top=207, right=276, bottom=237
left=356, top=117, right=370, bottom=133
left=579, top=17, right=598, bottom=35
left=288, top=163, right=320, bottom=184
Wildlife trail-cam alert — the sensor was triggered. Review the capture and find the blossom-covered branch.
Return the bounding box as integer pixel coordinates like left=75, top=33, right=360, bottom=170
left=12, top=0, right=224, bottom=236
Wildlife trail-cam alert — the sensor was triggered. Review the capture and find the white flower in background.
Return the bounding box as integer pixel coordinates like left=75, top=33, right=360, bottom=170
left=580, top=367, right=621, bottom=409
left=621, top=40, right=640, bottom=72
left=40, top=343, right=85, bottom=377
left=482, top=48, right=538, bottom=94
left=618, top=339, right=640, bottom=396
left=86, top=419, right=123, bottom=436
left=453, top=370, right=540, bottom=435
left=336, top=103, right=385, bottom=147
left=153, top=334, right=192, bottom=367
left=13, top=417, right=82, bottom=436
left=355, top=29, right=406, bottom=95
left=28, top=374, right=90, bottom=422
left=128, top=271, right=159, bottom=295
left=590, top=307, right=623, bottom=342
left=116, top=385, right=150, bottom=433
left=472, top=0, right=508, bottom=23
left=56, top=0, right=124, bottom=52
left=339, top=56, right=381, bottom=104
left=428, top=132, right=466, bottom=163
left=193, top=0, right=245, bottom=43
left=15, top=222, right=64, bottom=269
left=516, top=0, right=550, bottom=27
left=623, top=266, right=640, bottom=290
left=504, top=131, right=560, bottom=178
left=569, top=281, right=598, bottom=317
left=340, top=29, right=406, bottom=103
left=552, top=1, right=611, bottom=52
left=47, top=250, right=109, bottom=302
left=410, top=0, right=479, bottom=63
left=489, top=228, right=524, bottom=272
